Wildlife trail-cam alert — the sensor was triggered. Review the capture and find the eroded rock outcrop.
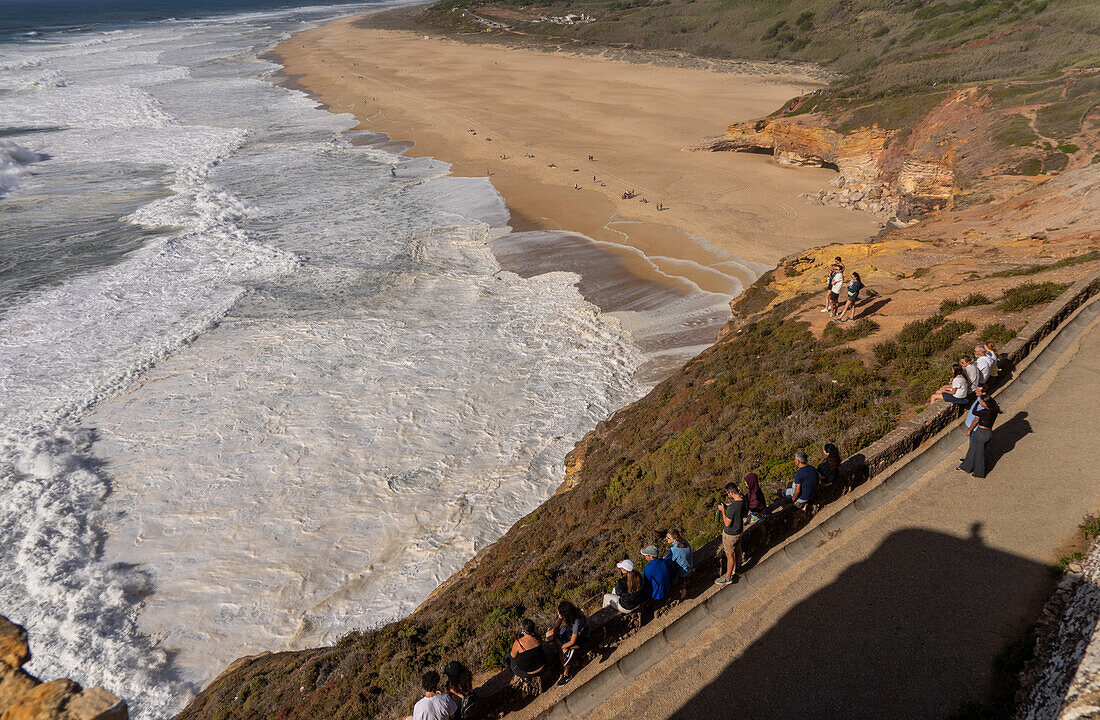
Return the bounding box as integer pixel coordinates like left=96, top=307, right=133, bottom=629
left=0, top=616, right=127, bottom=720
left=695, top=88, right=1011, bottom=223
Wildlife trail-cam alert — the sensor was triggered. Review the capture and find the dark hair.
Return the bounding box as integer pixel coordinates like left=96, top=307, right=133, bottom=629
left=823, top=443, right=841, bottom=469
left=667, top=528, right=685, bottom=546
left=834, top=256, right=842, bottom=262
left=960, top=355, right=973, bottom=363
left=951, top=363, right=964, bottom=379
left=421, top=670, right=440, bottom=693
left=444, top=661, right=473, bottom=695
left=624, top=570, right=643, bottom=594
left=724, top=481, right=738, bottom=493
left=851, top=272, right=861, bottom=282
left=521, top=618, right=538, bottom=637
left=558, top=600, right=581, bottom=626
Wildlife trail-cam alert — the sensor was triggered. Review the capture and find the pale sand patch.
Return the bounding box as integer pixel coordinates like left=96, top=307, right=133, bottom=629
left=272, top=16, right=881, bottom=298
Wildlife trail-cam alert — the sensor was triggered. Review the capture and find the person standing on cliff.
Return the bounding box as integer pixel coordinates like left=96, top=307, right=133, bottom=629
left=822, top=257, right=843, bottom=314
left=715, top=482, right=745, bottom=585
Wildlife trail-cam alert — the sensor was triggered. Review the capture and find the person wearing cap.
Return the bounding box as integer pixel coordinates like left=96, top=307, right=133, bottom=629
left=641, top=544, right=670, bottom=601
left=602, top=559, right=646, bottom=614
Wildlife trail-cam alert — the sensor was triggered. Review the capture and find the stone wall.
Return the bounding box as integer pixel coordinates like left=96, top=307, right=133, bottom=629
left=0, top=616, right=127, bottom=720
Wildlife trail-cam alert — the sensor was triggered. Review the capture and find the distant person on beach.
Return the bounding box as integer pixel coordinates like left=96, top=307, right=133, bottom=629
left=508, top=619, right=546, bottom=678
left=412, top=670, right=457, bottom=720
left=837, top=272, right=864, bottom=322
left=783, top=451, right=819, bottom=506
left=391, top=166, right=397, bottom=177
left=603, top=560, right=646, bottom=613
left=931, top=363, right=971, bottom=406
left=743, top=473, right=768, bottom=523
left=641, top=544, right=669, bottom=600
left=958, top=385, right=1000, bottom=478
left=663, top=528, right=693, bottom=578
left=545, top=600, right=588, bottom=687
left=716, top=481, right=745, bottom=585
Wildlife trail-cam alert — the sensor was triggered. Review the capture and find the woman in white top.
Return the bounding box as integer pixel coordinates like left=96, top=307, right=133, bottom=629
left=930, top=363, right=971, bottom=406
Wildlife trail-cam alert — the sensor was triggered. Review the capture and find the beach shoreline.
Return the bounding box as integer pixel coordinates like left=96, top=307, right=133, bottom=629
left=269, top=14, right=882, bottom=333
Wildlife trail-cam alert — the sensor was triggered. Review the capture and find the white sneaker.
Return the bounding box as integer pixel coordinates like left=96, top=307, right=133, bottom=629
left=820, top=307, right=829, bottom=312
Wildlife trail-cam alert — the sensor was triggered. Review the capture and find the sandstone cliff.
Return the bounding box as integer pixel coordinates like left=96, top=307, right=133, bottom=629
left=0, top=617, right=127, bottom=720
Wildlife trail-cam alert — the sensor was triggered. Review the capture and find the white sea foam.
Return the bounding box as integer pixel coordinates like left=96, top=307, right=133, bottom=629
left=0, top=140, right=47, bottom=196
left=0, top=4, right=731, bottom=719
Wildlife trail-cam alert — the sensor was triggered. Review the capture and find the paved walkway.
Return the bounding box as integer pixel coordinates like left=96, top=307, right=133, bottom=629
left=585, top=303, right=1100, bottom=720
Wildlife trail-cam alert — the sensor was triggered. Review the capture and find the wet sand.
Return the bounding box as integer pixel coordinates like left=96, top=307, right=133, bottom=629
left=271, top=16, right=881, bottom=376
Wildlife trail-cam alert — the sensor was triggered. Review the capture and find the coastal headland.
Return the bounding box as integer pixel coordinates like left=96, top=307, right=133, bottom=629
left=175, top=2, right=1099, bottom=719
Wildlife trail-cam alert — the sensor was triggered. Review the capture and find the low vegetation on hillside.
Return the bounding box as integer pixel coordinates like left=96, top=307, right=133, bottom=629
left=418, top=0, right=1099, bottom=96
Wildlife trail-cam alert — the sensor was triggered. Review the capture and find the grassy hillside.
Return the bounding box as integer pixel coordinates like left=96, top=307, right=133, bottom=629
left=418, top=0, right=1099, bottom=96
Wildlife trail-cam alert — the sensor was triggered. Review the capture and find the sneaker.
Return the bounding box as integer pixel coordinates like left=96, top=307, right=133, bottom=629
left=820, top=307, right=829, bottom=312
left=715, top=576, right=731, bottom=586
left=556, top=675, right=571, bottom=687
left=563, top=648, right=577, bottom=665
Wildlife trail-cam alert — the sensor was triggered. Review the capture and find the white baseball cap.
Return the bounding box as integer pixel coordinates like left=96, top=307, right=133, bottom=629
left=616, top=559, right=634, bottom=572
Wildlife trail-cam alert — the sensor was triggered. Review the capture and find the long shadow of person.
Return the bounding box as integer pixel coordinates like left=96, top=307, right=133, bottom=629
left=987, top=411, right=1032, bottom=474
left=855, top=296, right=891, bottom=320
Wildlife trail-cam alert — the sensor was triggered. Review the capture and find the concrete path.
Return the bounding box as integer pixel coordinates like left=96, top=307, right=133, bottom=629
left=585, top=302, right=1100, bottom=720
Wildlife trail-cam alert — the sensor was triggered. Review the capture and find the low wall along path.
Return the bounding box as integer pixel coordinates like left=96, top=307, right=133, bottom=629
left=506, top=269, right=1100, bottom=720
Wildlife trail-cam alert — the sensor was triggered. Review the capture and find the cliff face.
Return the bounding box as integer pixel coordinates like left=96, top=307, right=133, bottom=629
left=0, top=616, right=128, bottom=720
left=701, top=76, right=1095, bottom=225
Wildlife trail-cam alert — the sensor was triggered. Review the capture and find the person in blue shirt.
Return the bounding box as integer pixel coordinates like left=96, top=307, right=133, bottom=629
left=663, top=528, right=693, bottom=578
left=782, top=451, right=819, bottom=505
left=640, top=545, right=670, bottom=601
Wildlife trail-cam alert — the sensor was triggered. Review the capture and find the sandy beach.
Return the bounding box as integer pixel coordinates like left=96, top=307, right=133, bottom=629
left=272, top=14, right=881, bottom=307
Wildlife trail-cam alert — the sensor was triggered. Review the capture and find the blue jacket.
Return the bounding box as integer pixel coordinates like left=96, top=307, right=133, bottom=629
left=643, top=557, right=671, bottom=600
left=663, top=544, right=693, bottom=578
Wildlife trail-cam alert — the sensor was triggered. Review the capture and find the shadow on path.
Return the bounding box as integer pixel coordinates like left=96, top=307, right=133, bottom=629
left=988, top=411, right=1032, bottom=474
left=674, top=525, right=1056, bottom=720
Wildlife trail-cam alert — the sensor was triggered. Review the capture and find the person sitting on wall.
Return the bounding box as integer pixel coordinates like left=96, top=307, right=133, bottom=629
left=818, top=443, right=842, bottom=487
left=508, top=619, right=546, bottom=680
left=974, top=344, right=995, bottom=386
left=960, top=355, right=981, bottom=393
left=743, top=473, right=768, bottom=523
left=603, top=560, right=646, bottom=614
left=930, top=363, right=972, bottom=406
left=545, top=600, right=589, bottom=687
left=663, top=528, right=694, bottom=578
left=715, top=481, right=745, bottom=585
left=412, top=670, right=458, bottom=720
left=641, top=544, right=670, bottom=601
left=782, top=451, right=820, bottom=506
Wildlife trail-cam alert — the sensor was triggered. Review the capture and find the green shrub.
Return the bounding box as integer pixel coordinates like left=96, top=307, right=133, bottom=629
left=980, top=323, right=1017, bottom=344
left=873, top=340, right=899, bottom=365
left=998, top=281, right=1069, bottom=311
left=1057, top=143, right=1080, bottom=153
left=990, top=250, right=1100, bottom=277
left=823, top=319, right=880, bottom=343
left=939, top=293, right=991, bottom=315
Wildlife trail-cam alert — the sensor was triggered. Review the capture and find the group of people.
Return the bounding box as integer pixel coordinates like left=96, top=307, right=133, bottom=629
left=507, top=600, right=590, bottom=689
left=822, top=256, right=865, bottom=322
left=930, top=343, right=1004, bottom=478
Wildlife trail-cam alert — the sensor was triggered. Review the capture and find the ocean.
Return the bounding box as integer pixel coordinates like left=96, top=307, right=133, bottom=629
left=0, top=2, right=746, bottom=717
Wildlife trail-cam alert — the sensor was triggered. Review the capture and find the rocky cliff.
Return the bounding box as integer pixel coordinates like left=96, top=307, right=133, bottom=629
left=0, top=616, right=127, bottom=720
left=699, top=74, right=1096, bottom=225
